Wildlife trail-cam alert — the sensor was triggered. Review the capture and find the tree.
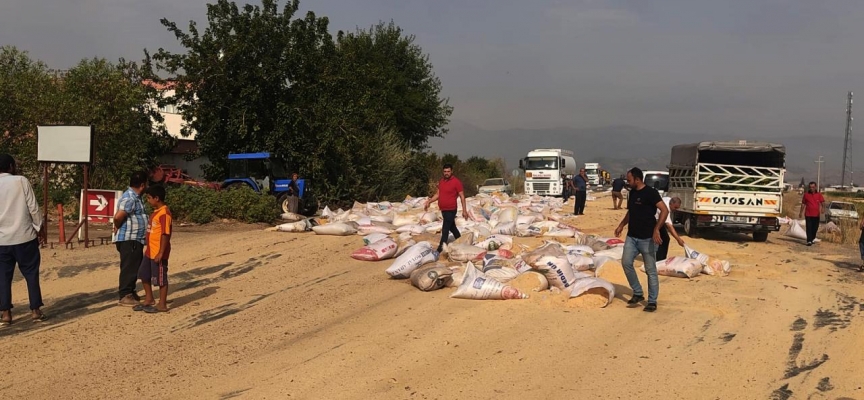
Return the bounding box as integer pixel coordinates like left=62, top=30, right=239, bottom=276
left=152, top=0, right=453, bottom=202
left=1, top=46, right=174, bottom=203
left=56, top=58, right=175, bottom=190
left=333, top=21, right=452, bottom=150
left=151, top=0, right=335, bottom=180
left=0, top=46, right=58, bottom=181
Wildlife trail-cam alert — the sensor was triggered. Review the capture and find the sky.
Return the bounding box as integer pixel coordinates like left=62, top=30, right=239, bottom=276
left=2, top=0, right=864, bottom=139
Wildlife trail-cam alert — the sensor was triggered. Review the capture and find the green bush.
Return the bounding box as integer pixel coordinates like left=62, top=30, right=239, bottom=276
left=164, top=185, right=279, bottom=224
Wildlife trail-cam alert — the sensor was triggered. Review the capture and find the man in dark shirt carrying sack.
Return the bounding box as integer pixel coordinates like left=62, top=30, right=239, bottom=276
left=425, top=164, right=469, bottom=253
left=614, top=167, right=668, bottom=312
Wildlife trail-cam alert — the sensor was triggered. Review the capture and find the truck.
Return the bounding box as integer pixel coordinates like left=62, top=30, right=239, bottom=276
left=518, top=149, right=576, bottom=197
left=667, top=141, right=785, bottom=242
left=222, top=152, right=319, bottom=216
left=584, top=163, right=602, bottom=185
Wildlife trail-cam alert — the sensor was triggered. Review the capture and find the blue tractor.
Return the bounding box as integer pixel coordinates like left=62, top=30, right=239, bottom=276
left=222, top=152, right=319, bottom=216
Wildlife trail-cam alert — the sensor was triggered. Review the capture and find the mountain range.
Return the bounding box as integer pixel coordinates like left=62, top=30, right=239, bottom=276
left=428, top=121, right=856, bottom=186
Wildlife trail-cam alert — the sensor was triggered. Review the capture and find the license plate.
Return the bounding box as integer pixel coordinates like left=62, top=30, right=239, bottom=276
left=711, top=216, right=757, bottom=223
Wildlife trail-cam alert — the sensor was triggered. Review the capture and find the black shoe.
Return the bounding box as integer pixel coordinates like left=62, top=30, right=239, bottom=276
left=643, top=303, right=657, bottom=312
left=627, top=295, right=644, bottom=307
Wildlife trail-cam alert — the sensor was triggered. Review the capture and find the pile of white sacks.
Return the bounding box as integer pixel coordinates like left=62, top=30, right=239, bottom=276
left=271, top=193, right=731, bottom=306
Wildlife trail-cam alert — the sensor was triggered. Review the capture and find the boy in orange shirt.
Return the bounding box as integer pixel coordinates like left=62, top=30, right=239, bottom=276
left=134, top=186, right=173, bottom=313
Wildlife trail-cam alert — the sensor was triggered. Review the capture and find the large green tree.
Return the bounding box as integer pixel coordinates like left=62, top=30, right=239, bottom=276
left=152, top=0, right=452, bottom=202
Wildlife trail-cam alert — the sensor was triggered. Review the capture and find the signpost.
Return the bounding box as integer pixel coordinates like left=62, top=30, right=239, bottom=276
left=37, top=125, right=94, bottom=248
left=78, top=189, right=121, bottom=241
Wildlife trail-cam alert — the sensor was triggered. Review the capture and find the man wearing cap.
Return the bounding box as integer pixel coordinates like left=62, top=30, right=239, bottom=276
left=0, top=154, right=46, bottom=325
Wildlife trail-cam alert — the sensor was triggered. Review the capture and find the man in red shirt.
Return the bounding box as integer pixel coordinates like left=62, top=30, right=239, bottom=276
left=425, top=164, right=469, bottom=253
left=799, top=181, right=824, bottom=246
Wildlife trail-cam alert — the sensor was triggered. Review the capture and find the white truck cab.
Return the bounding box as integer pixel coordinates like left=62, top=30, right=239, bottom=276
left=519, top=149, right=577, bottom=197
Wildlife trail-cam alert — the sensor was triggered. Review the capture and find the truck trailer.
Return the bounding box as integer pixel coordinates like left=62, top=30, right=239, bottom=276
left=666, top=141, right=785, bottom=242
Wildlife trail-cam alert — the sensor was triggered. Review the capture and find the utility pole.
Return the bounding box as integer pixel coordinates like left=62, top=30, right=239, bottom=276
left=842, top=91, right=853, bottom=187
left=816, top=156, right=824, bottom=190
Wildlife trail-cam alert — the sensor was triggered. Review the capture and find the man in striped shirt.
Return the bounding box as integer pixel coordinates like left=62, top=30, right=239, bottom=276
left=112, top=171, right=148, bottom=306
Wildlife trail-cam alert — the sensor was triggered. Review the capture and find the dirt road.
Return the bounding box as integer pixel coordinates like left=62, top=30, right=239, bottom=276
left=1, top=196, right=863, bottom=399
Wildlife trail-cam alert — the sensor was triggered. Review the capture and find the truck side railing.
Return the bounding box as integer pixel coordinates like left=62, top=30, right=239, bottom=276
left=669, top=163, right=784, bottom=191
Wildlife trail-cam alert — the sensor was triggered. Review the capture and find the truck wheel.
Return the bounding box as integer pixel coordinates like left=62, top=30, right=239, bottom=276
left=753, top=231, right=769, bottom=242
left=684, top=216, right=700, bottom=238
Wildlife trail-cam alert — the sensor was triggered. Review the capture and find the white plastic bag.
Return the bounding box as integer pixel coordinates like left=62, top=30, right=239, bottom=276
left=566, top=254, right=595, bottom=271
left=480, top=254, right=521, bottom=283
left=444, top=243, right=487, bottom=262
left=785, top=220, right=807, bottom=240
left=280, top=212, right=303, bottom=221
left=357, top=224, right=393, bottom=235
left=396, top=224, right=426, bottom=235
left=567, top=277, right=616, bottom=308
left=275, top=221, right=308, bottom=232
left=495, top=221, right=517, bottom=236
left=475, top=235, right=514, bottom=251
left=645, top=256, right=703, bottom=278
left=363, top=233, right=389, bottom=245
left=533, top=255, right=580, bottom=290
left=451, top=262, right=529, bottom=300
left=410, top=263, right=452, bottom=291
left=351, top=238, right=398, bottom=261
left=312, top=222, right=358, bottom=236
left=565, top=245, right=595, bottom=257
left=385, top=242, right=438, bottom=278
left=684, top=244, right=732, bottom=276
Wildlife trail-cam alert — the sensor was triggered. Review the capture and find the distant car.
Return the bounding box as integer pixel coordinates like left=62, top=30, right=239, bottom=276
left=824, top=201, right=859, bottom=223
left=477, top=178, right=513, bottom=195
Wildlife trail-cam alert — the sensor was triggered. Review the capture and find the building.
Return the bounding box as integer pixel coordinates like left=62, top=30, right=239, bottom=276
left=143, top=79, right=209, bottom=179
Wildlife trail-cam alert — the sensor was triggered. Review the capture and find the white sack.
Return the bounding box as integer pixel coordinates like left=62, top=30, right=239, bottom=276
left=567, top=277, right=616, bottom=308
left=312, top=222, right=358, bottom=236
left=351, top=238, right=398, bottom=261
left=385, top=242, right=438, bottom=278
left=451, top=262, right=529, bottom=300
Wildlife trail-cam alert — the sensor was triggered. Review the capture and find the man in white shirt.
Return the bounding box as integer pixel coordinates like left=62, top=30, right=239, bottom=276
left=656, top=196, right=685, bottom=261
left=0, top=154, right=46, bottom=325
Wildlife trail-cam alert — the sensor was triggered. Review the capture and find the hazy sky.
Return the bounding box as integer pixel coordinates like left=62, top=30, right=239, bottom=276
left=2, top=0, right=863, bottom=138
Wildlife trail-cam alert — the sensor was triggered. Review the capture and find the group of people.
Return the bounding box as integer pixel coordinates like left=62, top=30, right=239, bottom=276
left=0, top=155, right=175, bottom=326
left=113, top=171, right=174, bottom=313
left=425, top=163, right=684, bottom=313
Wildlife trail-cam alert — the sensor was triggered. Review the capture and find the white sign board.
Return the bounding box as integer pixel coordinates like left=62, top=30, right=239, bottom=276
left=37, top=125, right=94, bottom=163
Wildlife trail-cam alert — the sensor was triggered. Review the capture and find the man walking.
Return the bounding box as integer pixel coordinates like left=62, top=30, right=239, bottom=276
left=573, top=168, right=589, bottom=215
left=113, top=171, right=149, bottom=306
left=611, top=174, right=626, bottom=210
left=0, top=154, right=46, bottom=325
left=614, top=167, right=668, bottom=312
left=656, top=196, right=685, bottom=261
left=799, top=181, right=824, bottom=246
left=425, top=164, right=469, bottom=253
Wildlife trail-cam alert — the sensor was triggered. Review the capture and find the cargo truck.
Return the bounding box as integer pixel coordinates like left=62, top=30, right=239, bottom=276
left=519, top=149, right=577, bottom=197
left=666, top=141, right=785, bottom=242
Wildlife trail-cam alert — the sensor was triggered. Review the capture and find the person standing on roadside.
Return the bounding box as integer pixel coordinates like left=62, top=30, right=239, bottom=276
left=0, top=154, right=47, bottom=325
left=611, top=174, right=626, bottom=210
left=799, top=181, right=824, bottom=246
left=113, top=171, right=149, bottom=306
left=425, top=164, right=469, bottom=253
left=614, top=167, right=668, bottom=313
left=573, top=168, right=588, bottom=215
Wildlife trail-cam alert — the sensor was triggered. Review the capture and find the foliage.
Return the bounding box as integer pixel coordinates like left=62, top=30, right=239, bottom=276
left=0, top=46, right=174, bottom=205
left=151, top=0, right=452, bottom=202
left=166, top=185, right=278, bottom=224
